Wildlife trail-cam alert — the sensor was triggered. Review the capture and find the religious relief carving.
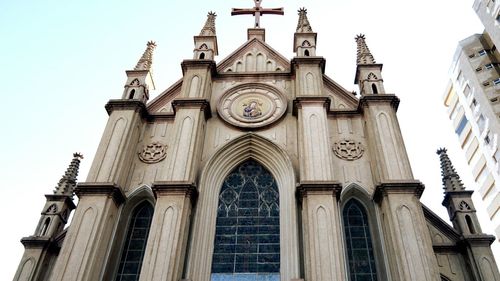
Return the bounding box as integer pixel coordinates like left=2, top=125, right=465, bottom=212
left=218, top=83, right=287, bottom=129
left=333, top=139, right=364, bottom=160
left=138, top=142, right=167, bottom=164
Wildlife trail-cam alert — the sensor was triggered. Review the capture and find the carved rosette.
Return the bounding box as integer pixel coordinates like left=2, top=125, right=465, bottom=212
left=217, top=83, right=287, bottom=129
left=333, top=139, right=364, bottom=161
left=138, top=142, right=167, bottom=164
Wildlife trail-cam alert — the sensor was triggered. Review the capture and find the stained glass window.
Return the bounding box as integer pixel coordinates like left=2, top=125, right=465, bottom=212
left=115, top=202, right=154, bottom=281
left=211, top=160, right=280, bottom=281
left=343, top=199, right=378, bottom=281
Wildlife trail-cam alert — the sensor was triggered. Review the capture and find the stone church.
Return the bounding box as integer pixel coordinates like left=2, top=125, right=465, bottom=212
left=13, top=3, right=500, bottom=281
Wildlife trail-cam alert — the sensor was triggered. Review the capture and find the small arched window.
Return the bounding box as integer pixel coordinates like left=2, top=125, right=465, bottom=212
left=371, top=84, right=378, bottom=94
left=199, top=52, right=206, bottom=59
left=465, top=215, right=476, bottom=234
left=40, top=218, right=50, bottom=236
left=343, top=199, right=378, bottom=281
left=304, top=50, right=310, bottom=57
left=128, top=89, right=135, bottom=99
left=115, top=202, right=154, bottom=281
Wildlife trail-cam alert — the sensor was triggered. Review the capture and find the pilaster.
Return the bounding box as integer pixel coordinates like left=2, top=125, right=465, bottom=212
left=293, top=96, right=335, bottom=181
left=297, top=181, right=345, bottom=281
left=374, top=181, right=440, bottom=281
left=139, top=182, right=198, bottom=281
left=86, top=100, right=145, bottom=188
left=50, top=183, right=125, bottom=281
left=359, top=95, right=413, bottom=182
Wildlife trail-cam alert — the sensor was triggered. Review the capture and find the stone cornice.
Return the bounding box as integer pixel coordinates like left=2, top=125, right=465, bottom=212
left=147, top=112, right=175, bottom=121
left=291, top=56, right=326, bottom=74
left=442, top=190, right=475, bottom=207
left=44, top=194, right=76, bottom=210
left=292, top=96, right=331, bottom=116
left=172, top=98, right=212, bottom=120
left=181, top=59, right=217, bottom=76
left=458, top=234, right=497, bottom=247
left=20, top=236, right=51, bottom=249
left=358, top=94, right=400, bottom=111
left=215, top=72, right=291, bottom=80
left=373, top=180, right=425, bottom=202
left=151, top=181, right=198, bottom=205
left=74, top=182, right=125, bottom=206
left=296, top=181, right=343, bottom=201
left=105, top=99, right=148, bottom=117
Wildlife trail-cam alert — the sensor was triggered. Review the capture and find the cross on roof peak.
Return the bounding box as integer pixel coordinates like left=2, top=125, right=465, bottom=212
left=231, top=0, right=284, bottom=28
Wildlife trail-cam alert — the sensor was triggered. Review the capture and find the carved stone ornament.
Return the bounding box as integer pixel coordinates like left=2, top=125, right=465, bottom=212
left=217, top=83, right=287, bottom=128
left=138, top=142, right=167, bottom=164
left=333, top=139, right=364, bottom=161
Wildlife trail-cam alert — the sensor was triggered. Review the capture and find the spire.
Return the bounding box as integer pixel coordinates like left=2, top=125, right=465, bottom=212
left=355, top=34, right=376, bottom=64
left=54, top=153, right=83, bottom=197
left=437, top=148, right=466, bottom=192
left=199, top=11, right=217, bottom=36
left=296, top=7, right=313, bottom=32
left=134, top=41, right=157, bottom=71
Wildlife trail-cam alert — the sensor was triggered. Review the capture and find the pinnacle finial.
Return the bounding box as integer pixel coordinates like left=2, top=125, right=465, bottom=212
left=296, top=7, right=313, bottom=32
left=134, top=41, right=157, bottom=71
left=437, top=147, right=466, bottom=192
left=54, top=153, right=83, bottom=197
left=199, top=11, right=217, bottom=36
left=355, top=34, right=376, bottom=65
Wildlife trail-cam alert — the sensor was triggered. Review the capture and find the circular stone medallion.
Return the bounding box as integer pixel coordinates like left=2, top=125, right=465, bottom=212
left=218, top=84, right=287, bottom=128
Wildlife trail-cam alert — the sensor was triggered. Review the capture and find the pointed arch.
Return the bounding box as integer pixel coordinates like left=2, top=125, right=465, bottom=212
left=102, top=185, right=156, bottom=280
left=367, top=72, right=378, bottom=80
left=302, top=40, right=311, bottom=47
left=200, top=43, right=208, bottom=50
left=185, top=133, right=299, bottom=281
left=340, top=183, right=388, bottom=281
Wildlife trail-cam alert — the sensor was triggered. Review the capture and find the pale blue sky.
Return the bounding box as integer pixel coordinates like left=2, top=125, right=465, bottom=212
left=0, top=0, right=491, bottom=279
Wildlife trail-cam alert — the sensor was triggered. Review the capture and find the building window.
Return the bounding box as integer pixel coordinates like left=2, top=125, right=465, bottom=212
left=455, top=115, right=468, bottom=135
left=211, top=160, right=280, bottom=281
left=479, top=49, right=487, bottom=56
left=485, top=63, right=494, bottom=69
left=115, top=202, right=154, bottom=281
left=477, top=114, right=486, bottom=133
left=494, top=78, right=500, bottom=85
left=463, top=84, right=471, bottom=97
left=343, top=199, right=378, bottom=281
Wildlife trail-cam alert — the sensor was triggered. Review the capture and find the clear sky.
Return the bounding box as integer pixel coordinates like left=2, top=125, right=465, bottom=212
left=0, top=0, right=495, bottom=279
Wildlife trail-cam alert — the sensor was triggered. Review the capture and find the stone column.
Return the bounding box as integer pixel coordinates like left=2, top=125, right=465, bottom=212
left=139, top=182, right=197, bottom=281
left=50, top=183, right=125, bottom=281
left=297, top=182, right=345, bottom=281
left=374, top=181, right=441, bottom=281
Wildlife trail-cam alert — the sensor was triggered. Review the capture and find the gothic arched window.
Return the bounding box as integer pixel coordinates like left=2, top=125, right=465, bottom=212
left=115, top=202, right=154, bottom=281
left=343, top=199, right=378, bottom=281
left=211, top=160, right=280, bottom=280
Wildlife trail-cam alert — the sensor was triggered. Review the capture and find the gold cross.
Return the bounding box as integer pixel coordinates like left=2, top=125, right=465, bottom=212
left=231, top=0, right=284, bottom=28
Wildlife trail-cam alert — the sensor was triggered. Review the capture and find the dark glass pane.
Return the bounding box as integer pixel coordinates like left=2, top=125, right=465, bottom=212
left=115, top=202, right=154, bottom=281
left=211, top=160, right=280, bottom=279
left=343, top=199, right=378, bottom=281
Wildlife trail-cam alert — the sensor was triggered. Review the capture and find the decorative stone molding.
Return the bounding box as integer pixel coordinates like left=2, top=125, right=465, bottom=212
left=373, top=180, right=425, bottom=202
left=358, top=94, right=400, bottom=111
left=296, top=181, right=343, bottom=201
left=105, top=99, right=148, bottom=117
left=172, top=98, right=212, bottom=120
left=74, top=182, right=125, bottom=206
left=138, top=142, right=167, bottom=164
left=217, top=83, right=287, bottom=129
left=333, top=139, right=364, bottom=160
left=292, top=96, right=330, bottom=116
left=151, top=181, right=198, bottom=205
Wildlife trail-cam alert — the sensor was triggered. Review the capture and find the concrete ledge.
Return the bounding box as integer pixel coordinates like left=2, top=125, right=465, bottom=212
left=373, top=180, right=425, bottom=202
left=358, top=94, right=400, bottom=111
left=181, top=59, right=217, bottom=76
left=74, top=182, right=125, bottom=206
left=152, top=181, right=198, bottom=205
left=172, top=98, right=212, bottom=120
left=105, top=99, right=147, bottom=117
left=296, top=181, right=342, bottom=201
left=44, top=194, right=76, bottom=210
left=292, top=96, right=331, bottom=116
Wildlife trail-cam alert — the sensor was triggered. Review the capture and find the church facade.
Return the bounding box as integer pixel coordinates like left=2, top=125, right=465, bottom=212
left=13, top=5, right=500, bottom=281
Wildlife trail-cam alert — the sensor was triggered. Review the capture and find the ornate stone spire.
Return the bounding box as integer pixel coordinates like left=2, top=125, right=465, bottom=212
left=437, top=148, right=466, bottom=192
left=355, top=34, right=376, bottom=64
left=134, top=41, right=157, bottom=71
left=54, top=153, right=83, bottom=197
left=199, top=11, right=217, bottom=36
left=296, top=7, right=313, bottom=32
